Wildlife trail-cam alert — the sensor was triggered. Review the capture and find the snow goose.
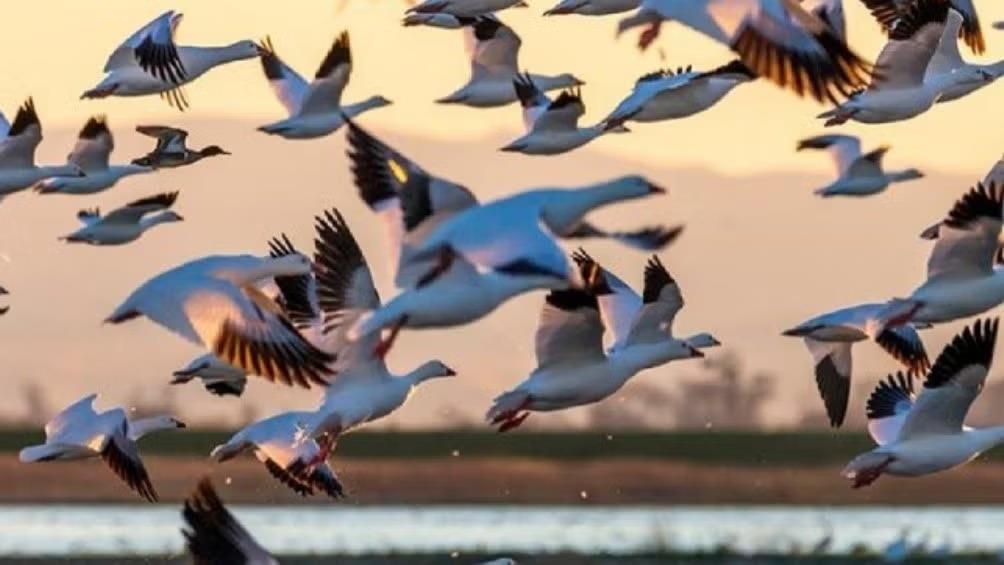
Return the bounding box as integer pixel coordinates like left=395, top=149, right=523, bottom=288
left=256, top=33, right=391, bottom=139
left=81, top=10, right=262, bottom=110
left=0, top=99, right=81, bottom=197
left=796, top=134, right=923, bottom=197
left=210, top=410, right=344, bottom=499
left=131, top=125, right=229, bottom=169
left=818, top=0, right=990, bottom=126
left=604, top=61, right=754, bottom=126
left=502, top=75, right=619, bottom=156
left=871, top=182, right=1004, bottom=332
left=171, top=353, right=247, bottom=397
left=60, top=191, right=183, bottom=246
left=925, top=10, right=1004, bottom=103
left=34, top=116, right=152, bottom=195
left=783, top=303, right=930, bottom=427
left=183, top=479, right=279, bottom=564
left=105, top=254, right=334, bottom=388
left=407, top=174, right=675, bottom=284
left=19, top=394, right=185, bottom=502
left=572, top=249, right=720, bottom=358
left=544, top=0, right=639, bottom=16
left=615, top=0, right=872, bottom=103
left=435, top=16, right=584, bottom=107
left=844, top=318, right=1003, bottom=487
left=486, top=284, right=704, bottom=432
left=862, top=0, right=984, bottom=54
left=407, top=0, right=529, bottom=19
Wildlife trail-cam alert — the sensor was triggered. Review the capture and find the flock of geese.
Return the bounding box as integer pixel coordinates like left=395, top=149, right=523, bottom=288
left=0, top=0, right=1002, bottom=557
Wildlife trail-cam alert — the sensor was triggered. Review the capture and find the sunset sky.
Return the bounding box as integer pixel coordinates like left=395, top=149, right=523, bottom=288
left=0, top=1, right=1002, bottom=428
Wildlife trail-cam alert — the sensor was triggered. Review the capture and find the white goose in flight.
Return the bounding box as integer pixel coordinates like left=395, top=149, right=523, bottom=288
left=34, top=117, right=152, bottom=195
left=502, top=75, right=618, bottom=156
left=796, top=134, right=923, bottom=197
left=61, top=192, right=183, bottom=246
left=261, top=210, right=456, bottom=474
left=819, top=1, right=990, bottom=126
left=210, top=410, right=345, bottom=499
left=19, top=394, right=185, bottom=502
left=925, top=9, right=1004, bottom=103
left=343, top=119, right=680, bottom=353
left=81, top=10, right=262, bottom=110
left=436, top=16, right=583, bottom=107
left=783, top=303, right=930, bottom=427
left=0, top=99, right=81, bottom=198
left=870, top=181, right=1004, bottom=334
left=615, top=0, right=872, bottom=103
left=105, top=254, right=334, bottom=388
left=844, top=319, right=1003, bottom=487
left=604, top=61, right=754, bottom=126
left=407, top=0, right=529, bottom=19
left=257, top=33, right=391, bottom=139
left=545, top=0, right=639, bottom=15
left=487, top=270, right=712, bottom=432
left=171, top=354, right=248, bottom=397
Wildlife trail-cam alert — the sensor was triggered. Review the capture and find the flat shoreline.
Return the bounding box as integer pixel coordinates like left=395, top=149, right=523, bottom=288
left=7, top=454, right=1004, bottom=505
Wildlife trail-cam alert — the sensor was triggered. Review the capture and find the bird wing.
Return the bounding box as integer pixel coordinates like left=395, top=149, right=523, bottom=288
left=257, top=36, right=309, bottom=116
left=949, top=0, right=984, bottom=53
left=108, top=10, right=186, bottom=83
left=136, top=125, right=188, bottom=154
left=926, top=10, right=965, bottom=76
left=299, top=32, right=352, bottom=116
left=512, top=73, right=553, bottom=131
left=101, top=417, right=158, bottom=502
left=44, top=393, right=100, bottom=442
left=869, top=0, right=950, bottom=91
left=531, top=89, right=585, bottom=133
left=716, top=0, right=871, bottom=103
left=267, top=234, right=320, bottom=330
left=68, top=117, right=113, bottom=172
left=183, top=478, right=278, bottom=565
left=796, top=134, right=862, bottom=176
left=311, top=209, right=383, bottom=372
left=535, top=289, right=606, bottom=369
left=102, top=191, right=179, bottom=225
left=805, top=338, right=853, bottom=427
left=866, top=372, right=916, bottom=445
left=571, top=249, right=642, bottom=352
left=0, top=98, right=41, bottom=169
left=898, top=318, right=998, bottom=439
left=624, top=256, right=685, bottom=346
left=469, top=17, right=521, bottom=78
left=926, top=182, right=1003, bottom=281
left=181, top=279, right=334, bottom=388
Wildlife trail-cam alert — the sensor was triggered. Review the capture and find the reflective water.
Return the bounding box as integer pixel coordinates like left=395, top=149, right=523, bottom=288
left=0, top=505, right=1000, bottom=557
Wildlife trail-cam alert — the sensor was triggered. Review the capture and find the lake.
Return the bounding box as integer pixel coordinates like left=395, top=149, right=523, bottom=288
left=0, top=505, right=1001, bottom=558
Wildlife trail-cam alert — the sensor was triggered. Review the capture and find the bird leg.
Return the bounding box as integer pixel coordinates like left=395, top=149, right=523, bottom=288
left=373, top=315, right=409, bottom=360
left=639, top=22, right=662, bottom=51
left=497, top=412, right=531, bottom=433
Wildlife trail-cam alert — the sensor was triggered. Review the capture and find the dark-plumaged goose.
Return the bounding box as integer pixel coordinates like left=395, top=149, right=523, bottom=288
left=61, top=191, right=183, bottom=246
left=35, top=116, right=153, bottom=195
left=783, top=303, right=930, bottom=427
left=182, top=478, right=279, bottom=564
left=131, top=125, right=229, bottom=168
left=616, top=0, right=873, bottom=103
left=818, top=0, right=991, bottom=126
left=796, top=134, right=923, bottom=196
left=105, top=254, right=334, bottom=389
left=256, top=32, right=390, bottom=139
left=82, top=10, right=262, bottom=110
left=433, top=16, right=583, bottom=107
left=844, top=319, right=1003, bottom=488
left=19, top=394, right=185, bottom=502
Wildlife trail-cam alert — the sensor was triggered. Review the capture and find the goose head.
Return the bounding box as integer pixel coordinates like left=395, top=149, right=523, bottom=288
left=198, top=145, right=230, bottom=158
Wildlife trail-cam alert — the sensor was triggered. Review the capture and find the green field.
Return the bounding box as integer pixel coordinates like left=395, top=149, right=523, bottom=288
left=0, top=428, right=949, bottom=466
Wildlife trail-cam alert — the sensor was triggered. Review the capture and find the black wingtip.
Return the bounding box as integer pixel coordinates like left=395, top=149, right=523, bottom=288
left=866, top=371, right=915, bottom=420
left=924, top=318, right=999, bottom=389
